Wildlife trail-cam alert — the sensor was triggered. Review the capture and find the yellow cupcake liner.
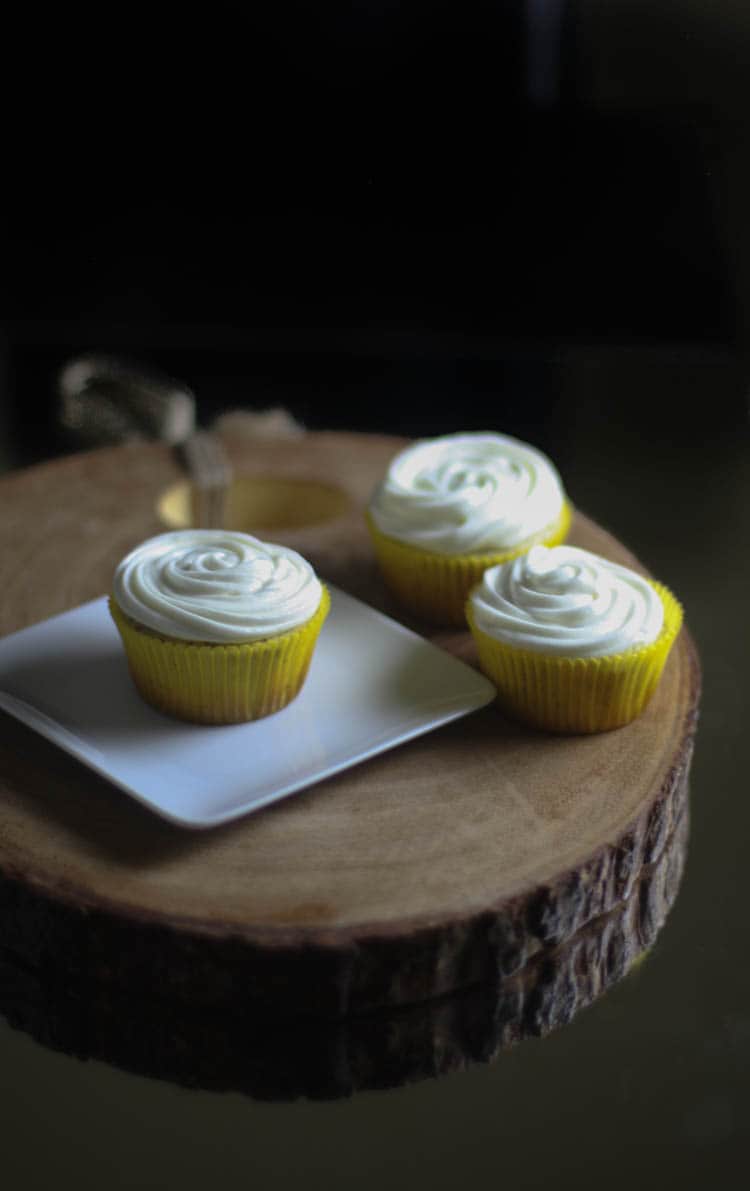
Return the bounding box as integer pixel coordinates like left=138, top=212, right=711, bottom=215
left=109, top=587, right=330, bottom=725
left=366, top=501, right=572, bottom=627
left=466, top=581, right=683, bottom=734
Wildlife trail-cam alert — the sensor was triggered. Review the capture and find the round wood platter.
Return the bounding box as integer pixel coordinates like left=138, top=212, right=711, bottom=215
left=0, top=432, right=700, bottom=1020
left=0, top=808, right=688, bottom=1098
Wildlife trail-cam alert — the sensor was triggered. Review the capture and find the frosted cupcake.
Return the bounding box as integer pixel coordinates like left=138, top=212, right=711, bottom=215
left=109, top=530, right=330, bottom=724
left=366, top=432, right=571, bottom=626
left=466, top=544, right=682, bottom=733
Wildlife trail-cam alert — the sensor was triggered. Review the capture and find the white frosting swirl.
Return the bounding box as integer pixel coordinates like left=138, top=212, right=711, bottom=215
left=470, top=545, right=664, bottom=658
left=113, top=530, right=323, bottom=643
left=368, top=432, right=566, bottom=555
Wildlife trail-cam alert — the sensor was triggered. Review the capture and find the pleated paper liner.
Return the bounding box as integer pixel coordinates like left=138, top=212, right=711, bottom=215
left=466, top=581, right=683, bottom=734
left=366, top=501, right=572, bottom=627
left=109, top=586, right=330, bottom=725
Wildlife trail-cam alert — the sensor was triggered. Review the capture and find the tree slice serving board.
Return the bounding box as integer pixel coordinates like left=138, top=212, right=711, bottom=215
left=0, top=808, right=688, bottom=1099
left=0, top=433, right=700, bottom=1017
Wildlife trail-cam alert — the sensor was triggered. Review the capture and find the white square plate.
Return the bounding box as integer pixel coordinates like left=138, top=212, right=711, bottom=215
left=0, top=588, right=495, bottom=829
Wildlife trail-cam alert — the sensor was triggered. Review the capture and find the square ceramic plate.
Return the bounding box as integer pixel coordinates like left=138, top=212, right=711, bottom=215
left=0, top=587, right=495, bottom=829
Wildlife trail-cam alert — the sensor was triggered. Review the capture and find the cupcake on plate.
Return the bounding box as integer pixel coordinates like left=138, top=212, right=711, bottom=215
left=466, top=544, right=683, bottom=733
left=366, top=432, right=571, bottom=626
left=109, top=530, right=330, bottom=724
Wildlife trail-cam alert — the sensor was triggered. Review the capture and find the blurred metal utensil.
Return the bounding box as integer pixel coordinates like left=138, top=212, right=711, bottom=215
left=57, top=354, right=233, bottom=528
left=178, top=429, right=232, bottom=529
left=58, top=354, right=196, bottom=446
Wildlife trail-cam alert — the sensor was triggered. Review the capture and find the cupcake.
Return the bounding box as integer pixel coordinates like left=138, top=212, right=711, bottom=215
left=109, top=530, right=330, bottom=724
left=466, top=544, right=683, bottom=733
left=366, top=432, right=571, bottom=626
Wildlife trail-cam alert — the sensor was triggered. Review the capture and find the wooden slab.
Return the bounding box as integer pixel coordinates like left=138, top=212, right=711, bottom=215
left=0, top=433, right=700, bottom=1017
left=0, top=806, right=688, bottom=1099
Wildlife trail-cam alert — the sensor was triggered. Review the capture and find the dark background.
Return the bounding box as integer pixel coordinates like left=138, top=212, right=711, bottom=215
left=4, top=0, right=749, bottom=469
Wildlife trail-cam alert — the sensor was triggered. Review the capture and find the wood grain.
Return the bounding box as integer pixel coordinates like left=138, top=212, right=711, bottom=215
left=0, top=433, right=701, bottom=1017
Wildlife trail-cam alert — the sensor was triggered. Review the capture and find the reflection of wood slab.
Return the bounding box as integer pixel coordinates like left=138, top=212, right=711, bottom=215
left=0, top=433, right=700, bottom=1017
